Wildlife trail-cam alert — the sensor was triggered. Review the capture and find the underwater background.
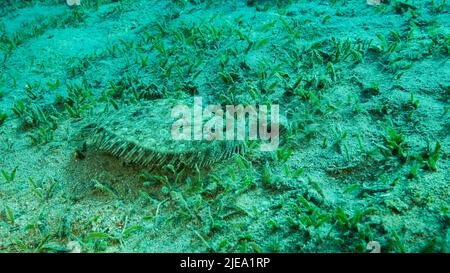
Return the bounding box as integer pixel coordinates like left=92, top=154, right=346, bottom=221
left=0, top=0, right=449, bottom=253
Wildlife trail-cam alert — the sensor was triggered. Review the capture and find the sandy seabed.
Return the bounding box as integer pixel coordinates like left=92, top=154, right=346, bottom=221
left=0, top=0, right=449, bottom=253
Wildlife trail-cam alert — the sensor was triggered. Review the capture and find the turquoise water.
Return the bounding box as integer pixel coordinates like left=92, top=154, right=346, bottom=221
left=0, top=0, right=449, bottom=253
